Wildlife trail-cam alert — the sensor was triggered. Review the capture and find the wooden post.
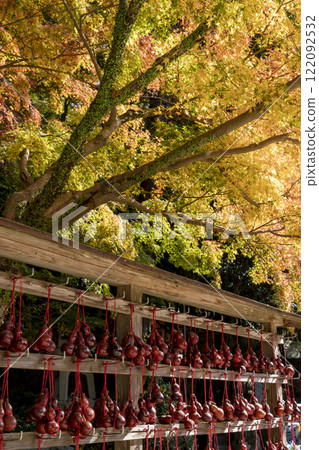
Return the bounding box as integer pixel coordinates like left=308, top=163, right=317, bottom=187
left=115, top=285, right=144, bottom=450
left=263, top=322, right=286, bottom=445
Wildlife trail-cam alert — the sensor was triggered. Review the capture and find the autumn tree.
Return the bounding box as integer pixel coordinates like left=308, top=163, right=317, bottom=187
left=0, top=0, right=301, bottom=310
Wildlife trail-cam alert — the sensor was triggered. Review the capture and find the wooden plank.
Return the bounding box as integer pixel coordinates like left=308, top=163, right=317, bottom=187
left=0, top=218, right=301, bottom=328
left=115, top=285, right=143, bottom=450
left=2, top=420, right=291, bottom=449
left=0, top=351, right=288, bottom=384
left=263, top=323, right=283, bottom=444
left=0, top=270, right=284, bottom=342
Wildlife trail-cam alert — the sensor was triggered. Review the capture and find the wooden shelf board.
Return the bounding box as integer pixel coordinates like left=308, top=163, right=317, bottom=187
left=0, top=218, right=301, bottom=328
left=0, top=271, right=284, bottom=343
left=0, top=351, right=287, bottom=384
left=1, top=420, right=294, bottom=449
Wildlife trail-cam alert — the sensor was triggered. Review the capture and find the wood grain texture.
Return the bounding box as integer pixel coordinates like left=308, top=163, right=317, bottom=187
left=2, top=420, right=288, bottom=449
left=0, top=218, right=301, bottom=327
left=0, top=270, right=284, bottom=342
left=0, top=351, right=288, bottom=384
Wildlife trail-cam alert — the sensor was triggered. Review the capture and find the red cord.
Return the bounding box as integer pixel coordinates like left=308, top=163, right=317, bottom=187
left=158, top=428, right=163, bottom=449
left=241, top=426, right=245, bottom=444
left=129, top=304, right=134, bottom=333
left=150, top=308, right=157, bottom=345
left=102, top=361, right=108, bottom=395
left=211, top=320, right=215, bottom=346
left=228, top=424, right=231, bottom=450
left=0, top=356, right=10, bottom=400
left=114, top=363, right=118, bottom=404
left=175, top=428, right=179, bottom=449
left=112, top=296, right=118, bottom=342
left=41, top=359, right=48, bottom=394
left=181, top=366, right=187, bottom=404
left=104, top=297, right=110, bottom=332
left=255, top=425, right=258, bottom=450
left=194, top=428, right=197, bottom=450
left=250, top=374, right=255, bottom=402
left=262, top=377, right=267, bottom=402
left=171, top=313, right=176, bottom=344
left=223, top=372, right=229, bottom=402
left=129, top=365, right=133, bottom=402
left=209, top=370, right=214, bottom=402
left=204, top=369, right=207, bottom=403
left=6, top=276, right=17, bottom=324
left=258, top=424, right=265, bottom=449
left=205, top=322, right=209, bottom=352
left=153, top=429, right=157, bottom=450
left=18, top=274, right=23, bottom=328
left=191, top=370, right=194, bottom=398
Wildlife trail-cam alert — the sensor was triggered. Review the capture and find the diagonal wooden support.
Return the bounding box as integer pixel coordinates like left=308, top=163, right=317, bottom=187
left=115, top=285, right=144, bottom=450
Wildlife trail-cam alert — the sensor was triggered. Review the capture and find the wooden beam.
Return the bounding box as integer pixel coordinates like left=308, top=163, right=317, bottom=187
left=2, top=420, right=290, bottom=449
left=0, top=270, right=284, bottom=342
left=116, top=285, right=143, bottom=450
left=264, top=322, right=282, bottom=444
left=0, top=219, right=301, bottom=327
left=0, top=351, right=288, bottom=384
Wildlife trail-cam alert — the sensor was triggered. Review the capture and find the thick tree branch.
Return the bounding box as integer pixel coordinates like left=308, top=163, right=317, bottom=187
left=82, top=106, right=120, bottom=157
left=62, top=0, right=102, bottom=82
left=43, top=75, right=301, bottom=223
left=24, top=7, right=207, bottom=223
left=161, top=133, right=300, bottom=172
left=111, top=195, right=226, bottom=234
left=3, top=164, right=57, bottom=220
left=218, top=167, right=261, bottom=208
left=112, top=196, right=300, bottom=238
left=113, top=20, right=209, bottom=104
left=19, top=148, right=33, bottom=185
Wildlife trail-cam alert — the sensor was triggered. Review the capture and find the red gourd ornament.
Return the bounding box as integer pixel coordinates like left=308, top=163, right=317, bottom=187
left=0, top=357, right=17, bottom=436
left=32, top=285, right=56, bottom=354
left=163, top=312, right=186, bottom=367
left=60, top=292, right=96, bottom=360
left=27, top=358, right=62, bottom=436
left=146, top=308, right=164, bottom=371
left=0, top=276, right=28, bottom=354
left=60, top=362, right=94, bottom=448
left=121, top=304, right=149, bottom=366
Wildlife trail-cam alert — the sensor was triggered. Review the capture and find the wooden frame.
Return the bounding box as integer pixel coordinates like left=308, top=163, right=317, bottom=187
left=0, top=218, right=301, bottom=328
left=0, top=219, right=300, bottom=448
left=2, top=420, right=288, bottom=450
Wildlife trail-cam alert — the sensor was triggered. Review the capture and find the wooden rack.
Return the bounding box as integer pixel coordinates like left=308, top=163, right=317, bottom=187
left=0, top=351, right=288, bottom=383
left=2, top=420, right=289, bottom=450
left=0, top=219, right=301, bottom=449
